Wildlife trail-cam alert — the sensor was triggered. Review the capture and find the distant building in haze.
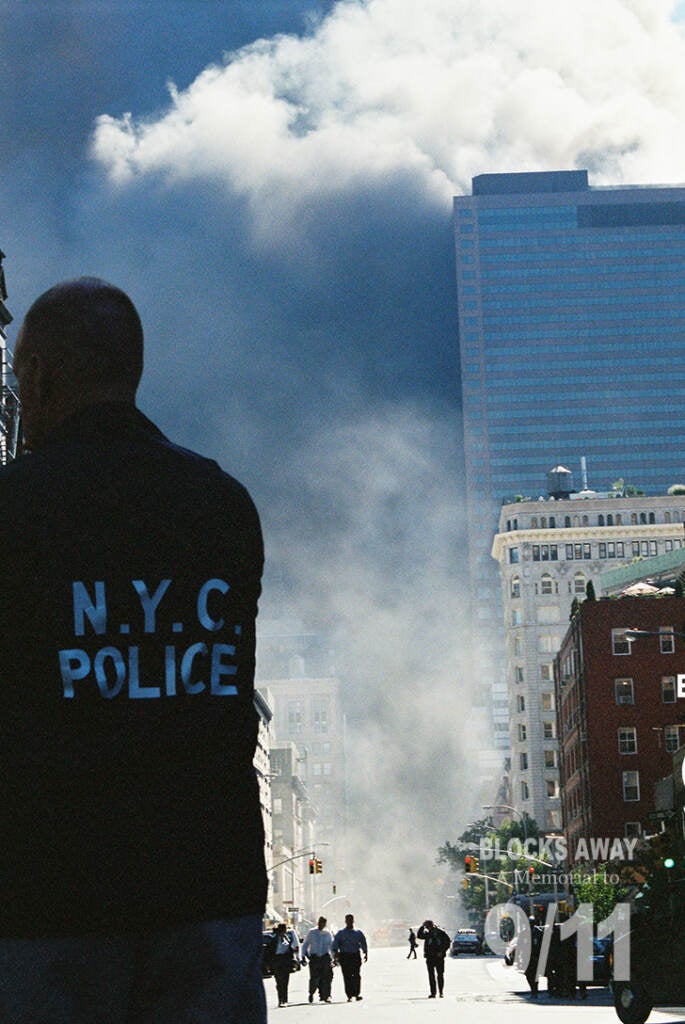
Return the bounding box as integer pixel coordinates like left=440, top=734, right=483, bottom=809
left=257, top=619, right=346, bottom=887
left=454, top=170, right=685, bottom=787
left=254, top=688, right=276, bottom=913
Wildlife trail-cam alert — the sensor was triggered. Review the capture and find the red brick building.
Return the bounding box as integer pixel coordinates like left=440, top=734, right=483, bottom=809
left=555, top=596, right=685, bottom=862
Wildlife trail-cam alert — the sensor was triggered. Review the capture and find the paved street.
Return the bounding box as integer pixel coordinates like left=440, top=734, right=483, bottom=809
left=264, top=947, right=685, bottom=1023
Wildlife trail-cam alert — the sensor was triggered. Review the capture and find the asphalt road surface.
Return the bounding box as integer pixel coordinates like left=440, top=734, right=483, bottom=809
left=263, top=946, right=685, bottom=1023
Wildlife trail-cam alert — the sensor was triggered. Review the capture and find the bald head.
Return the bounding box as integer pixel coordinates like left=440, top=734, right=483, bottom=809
left=14, top=277, right=143, bottom=449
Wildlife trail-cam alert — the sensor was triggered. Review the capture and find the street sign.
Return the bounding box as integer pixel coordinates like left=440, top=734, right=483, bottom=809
left=648, top=810, right=674, bottom=820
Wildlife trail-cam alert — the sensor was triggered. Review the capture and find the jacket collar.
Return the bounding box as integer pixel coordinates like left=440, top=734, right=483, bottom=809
left=35, top=402, right=166, bottom=450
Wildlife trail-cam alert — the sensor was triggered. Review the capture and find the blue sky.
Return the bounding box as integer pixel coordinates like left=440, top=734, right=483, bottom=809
left=3, top=0, right=685, bottom=913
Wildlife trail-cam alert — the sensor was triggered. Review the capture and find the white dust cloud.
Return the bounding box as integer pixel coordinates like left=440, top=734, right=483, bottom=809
left=92, top=0, right=685, bottom=239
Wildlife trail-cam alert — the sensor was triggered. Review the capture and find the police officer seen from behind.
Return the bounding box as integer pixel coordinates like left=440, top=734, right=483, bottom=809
left=0, top=278, right=267, bottom=1022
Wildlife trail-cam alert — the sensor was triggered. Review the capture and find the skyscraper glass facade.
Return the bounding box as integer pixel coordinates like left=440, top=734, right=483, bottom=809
left=454, top=170, right=685, bottom=779
left=455, top=170, right=685, bottom=508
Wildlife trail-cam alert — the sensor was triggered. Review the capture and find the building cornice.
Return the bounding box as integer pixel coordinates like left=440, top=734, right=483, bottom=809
left=492, top=524, right=683, bottom=561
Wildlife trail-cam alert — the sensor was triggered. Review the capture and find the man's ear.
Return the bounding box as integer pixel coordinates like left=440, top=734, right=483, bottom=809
left=32, top=352, right=53, bottom=406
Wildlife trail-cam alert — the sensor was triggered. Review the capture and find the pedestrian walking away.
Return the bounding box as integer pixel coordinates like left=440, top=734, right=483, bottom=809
left=407, top=927, right=418, bottom=959
left=417, top=920, right=451, bottom=998
left=524, top=917, right=543, bottom=999
left=266, top=923, right=300, bottom=1008
left=332, top=913, right=368, bottom=1001
left=0, top=278, right=267, bottom=1023
left=302, top=916, right=335, bottom=1003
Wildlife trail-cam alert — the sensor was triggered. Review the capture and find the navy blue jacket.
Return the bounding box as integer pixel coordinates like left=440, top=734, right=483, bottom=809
left=0, top=402, right=266, bottom=937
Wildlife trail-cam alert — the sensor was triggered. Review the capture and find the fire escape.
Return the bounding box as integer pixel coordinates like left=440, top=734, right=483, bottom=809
left=0, top=251, right=21, bottom=464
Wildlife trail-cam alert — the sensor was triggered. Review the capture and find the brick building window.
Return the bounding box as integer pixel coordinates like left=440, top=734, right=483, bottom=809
left=612, top=630, right=631, bottom=655
left=662, top=676, right=677, bottom=703
left=622, top=771, right=640, bottom=801
left=665, top=725, right=683, bottom=753
left=660, top=627, right=675, bottom=654
left=618, top=726, right=637, bottom=754
left=615, top=678, right=634, bottom=705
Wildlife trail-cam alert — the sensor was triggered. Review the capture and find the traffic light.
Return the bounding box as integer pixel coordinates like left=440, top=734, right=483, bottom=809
left=650, top=830, right=677, bottom=870
left=315, top=859, right=323, bottom=874
left=309, top=859, right=316, bottom=875
left=462, top=878, right=470, bottom=889
left=464, top=855, right=473, bottom=873
left=472, top=857, right=479, bottom=873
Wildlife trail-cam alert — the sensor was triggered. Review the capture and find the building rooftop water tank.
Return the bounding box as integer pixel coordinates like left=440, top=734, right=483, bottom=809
left=547, top=465, right=574, bottom=499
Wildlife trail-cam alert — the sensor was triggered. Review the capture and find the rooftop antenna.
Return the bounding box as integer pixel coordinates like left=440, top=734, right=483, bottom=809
left=580, top=455, right=588, bottom=491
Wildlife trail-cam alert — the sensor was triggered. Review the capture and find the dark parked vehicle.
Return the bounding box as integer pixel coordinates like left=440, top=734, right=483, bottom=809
left=612, top=876, right=685, bottom=1024
left=262, top=932, right=275, bottom=977
left=450, top=928, right=482, bottom=955
left=503, top=929, right=611, bottom=989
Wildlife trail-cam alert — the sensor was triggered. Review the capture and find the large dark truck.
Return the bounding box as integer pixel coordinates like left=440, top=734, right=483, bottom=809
left=612, top=875, right=685, bottom=1024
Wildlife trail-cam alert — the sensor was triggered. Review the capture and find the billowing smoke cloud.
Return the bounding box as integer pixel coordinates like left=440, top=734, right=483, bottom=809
left=262, top=403, right=471, bottom=922
left=92, top=0, right=685, bottom=235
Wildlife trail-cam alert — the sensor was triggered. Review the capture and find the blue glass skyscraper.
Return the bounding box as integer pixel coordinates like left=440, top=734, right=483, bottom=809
left=454, top=169, right=685, bottom=769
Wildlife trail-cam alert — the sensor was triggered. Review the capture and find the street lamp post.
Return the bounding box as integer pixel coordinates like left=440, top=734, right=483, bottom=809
left=624, top=628, right=685, bottom=642
left=483, top=803, right=528, bottom=842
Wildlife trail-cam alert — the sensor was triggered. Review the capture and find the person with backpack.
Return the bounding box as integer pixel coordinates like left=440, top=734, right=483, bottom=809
left=417, top=920, right=451, bottom=998
left=266, top=923, right=300, bottom=1007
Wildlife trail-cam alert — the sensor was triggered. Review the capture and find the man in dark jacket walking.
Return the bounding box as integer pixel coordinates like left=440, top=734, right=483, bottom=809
left=0, top=278, right=267, bottom=1022
left=407, top=927, right=418, bottom=958
left=417, top=920, right=451, bottom=998
left=332, top=914, right=368, bottom=1001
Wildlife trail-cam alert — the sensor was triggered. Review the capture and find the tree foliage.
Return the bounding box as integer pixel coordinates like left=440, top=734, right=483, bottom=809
left=437, top=816, right=544, bottom=927
left=571, top=865, right=631, bottom=922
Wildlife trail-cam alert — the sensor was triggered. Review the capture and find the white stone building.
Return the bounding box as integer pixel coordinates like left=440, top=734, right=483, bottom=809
left=492, top=481, right=685, bottom=830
